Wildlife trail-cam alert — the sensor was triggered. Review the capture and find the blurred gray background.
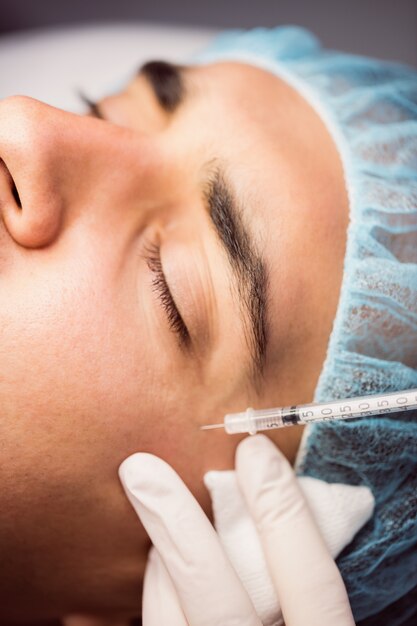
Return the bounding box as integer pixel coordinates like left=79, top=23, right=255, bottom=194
left=0, top=0, right=416, bottom=67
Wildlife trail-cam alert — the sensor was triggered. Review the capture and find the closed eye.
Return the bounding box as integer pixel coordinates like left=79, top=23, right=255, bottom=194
left=143, top=241, right=190, bottom=348
left=78, top=91, right=104, bottom=119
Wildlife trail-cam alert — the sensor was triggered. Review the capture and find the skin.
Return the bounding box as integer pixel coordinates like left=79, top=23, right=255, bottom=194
left=0, top=61, right=349, bottom=621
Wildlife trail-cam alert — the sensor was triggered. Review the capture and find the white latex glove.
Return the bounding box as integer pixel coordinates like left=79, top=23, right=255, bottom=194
left=118, top=434, right=355, bottom=626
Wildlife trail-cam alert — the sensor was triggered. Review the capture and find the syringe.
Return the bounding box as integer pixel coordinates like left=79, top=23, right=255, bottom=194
left=201, top=388, right=417, bottom=435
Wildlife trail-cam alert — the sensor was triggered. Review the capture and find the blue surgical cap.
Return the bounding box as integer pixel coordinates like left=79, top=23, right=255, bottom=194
left=192, top=26, right=417, bottom=625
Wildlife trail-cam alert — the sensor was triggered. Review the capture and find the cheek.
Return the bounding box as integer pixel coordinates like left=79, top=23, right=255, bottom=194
left=0, top=256, right=157, bottom=461
left=0, top=245, right=198, bottom=485
left=0, top=242, right=214, bottom=531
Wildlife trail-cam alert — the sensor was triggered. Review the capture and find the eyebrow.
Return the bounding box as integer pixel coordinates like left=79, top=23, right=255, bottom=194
left=202, top=163, right=269, bottom=387
left=138, top=60, right=186, bottom=112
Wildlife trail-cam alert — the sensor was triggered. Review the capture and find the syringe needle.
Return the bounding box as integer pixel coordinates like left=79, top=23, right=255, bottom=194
left=200, top=423, right=224, bottom=430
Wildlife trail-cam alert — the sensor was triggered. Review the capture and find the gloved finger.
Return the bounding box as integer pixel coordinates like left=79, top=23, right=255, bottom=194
left=236, top=435, right=355, bottom=626
left=119, top=453, right=262, bottom=626
left=142, top=546, right=188, bottom=626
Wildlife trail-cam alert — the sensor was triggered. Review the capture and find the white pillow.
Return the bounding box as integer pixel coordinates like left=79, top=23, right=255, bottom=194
left=0, top=22, right=218, bottom=112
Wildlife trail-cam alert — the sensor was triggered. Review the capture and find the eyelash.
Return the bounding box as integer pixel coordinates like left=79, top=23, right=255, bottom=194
left=143, top=241, right=190, bottom=347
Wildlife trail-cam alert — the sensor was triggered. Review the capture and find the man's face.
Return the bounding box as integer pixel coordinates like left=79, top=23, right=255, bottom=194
left=0, top=60, right=347, bottom=619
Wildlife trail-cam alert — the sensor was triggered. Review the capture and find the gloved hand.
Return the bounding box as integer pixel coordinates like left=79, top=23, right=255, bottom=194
left=118, top=434, right=355, bottom=626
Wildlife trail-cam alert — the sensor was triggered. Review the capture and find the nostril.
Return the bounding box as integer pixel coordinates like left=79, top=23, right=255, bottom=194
left=0, top=158, right=21, bottom=208
left=11, top=180, right=21, bottom=208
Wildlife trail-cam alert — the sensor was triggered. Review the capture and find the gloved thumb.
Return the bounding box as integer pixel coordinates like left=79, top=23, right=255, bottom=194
left=235, top=434, right=355, bottom=626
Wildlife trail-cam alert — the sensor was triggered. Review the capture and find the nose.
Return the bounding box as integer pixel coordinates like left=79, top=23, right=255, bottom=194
left=0, top=96, right=164, bottom=249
